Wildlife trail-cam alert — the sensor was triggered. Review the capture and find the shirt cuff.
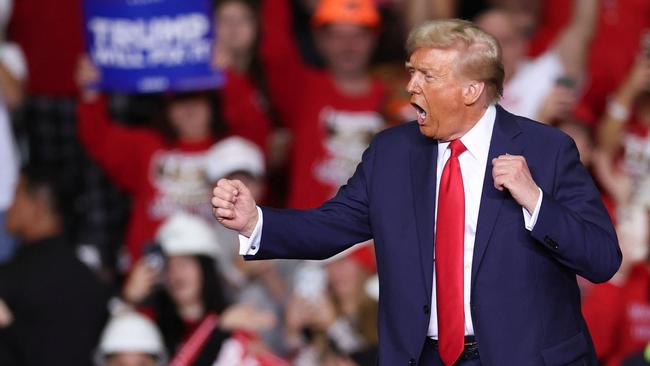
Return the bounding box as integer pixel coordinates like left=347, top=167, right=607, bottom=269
left=523, top=188, right=543, bottom=231
left=238, top=206, right=263, bottom=255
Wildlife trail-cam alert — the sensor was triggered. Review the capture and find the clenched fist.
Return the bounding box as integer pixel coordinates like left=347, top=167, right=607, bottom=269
left=211, top=179, right=258, bottom=237
left=492, top=154, right=540, bottom=214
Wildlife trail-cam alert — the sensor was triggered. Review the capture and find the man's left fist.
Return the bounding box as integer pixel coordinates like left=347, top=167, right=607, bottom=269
left=492, top=154, right=540, bottom=213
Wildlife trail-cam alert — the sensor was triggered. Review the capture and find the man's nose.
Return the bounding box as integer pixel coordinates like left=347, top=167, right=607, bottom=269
left=406, top=75, right=420, bottom=94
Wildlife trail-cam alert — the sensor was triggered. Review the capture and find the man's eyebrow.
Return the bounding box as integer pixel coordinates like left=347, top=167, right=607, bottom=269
left=405, top=62, right=434, bottom=73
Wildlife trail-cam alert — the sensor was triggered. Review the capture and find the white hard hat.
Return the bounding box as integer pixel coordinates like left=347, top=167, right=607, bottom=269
left=156, top=212, right=221, bottom=259
left=205, top=136, right=265, bottom=182
left=96, top=311, right=166, bottom=361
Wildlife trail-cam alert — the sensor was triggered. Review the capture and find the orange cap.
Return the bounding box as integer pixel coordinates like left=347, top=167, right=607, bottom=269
left=312, top=0, right=381, bottom=29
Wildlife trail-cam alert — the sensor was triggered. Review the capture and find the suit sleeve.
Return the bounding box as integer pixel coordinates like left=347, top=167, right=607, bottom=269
left=248, top=142, right=376, bottom=261
left=531, top=136, right=621, bottom=283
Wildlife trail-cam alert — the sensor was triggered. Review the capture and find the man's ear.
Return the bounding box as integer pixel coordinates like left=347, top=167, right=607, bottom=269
left=462, top=81, right=486, bottom=106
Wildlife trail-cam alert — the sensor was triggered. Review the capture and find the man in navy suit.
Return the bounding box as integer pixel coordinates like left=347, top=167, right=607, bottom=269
left=212, top=19, right=621, bottom=366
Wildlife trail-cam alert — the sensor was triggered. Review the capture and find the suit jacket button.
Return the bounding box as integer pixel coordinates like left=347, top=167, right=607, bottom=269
left=423, top=305, right=430, bottom=315
left=409, top=359, right=416, bottom=366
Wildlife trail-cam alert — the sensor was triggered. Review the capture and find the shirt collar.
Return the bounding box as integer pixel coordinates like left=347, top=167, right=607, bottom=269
left=438, top=105, right=496, bottom=162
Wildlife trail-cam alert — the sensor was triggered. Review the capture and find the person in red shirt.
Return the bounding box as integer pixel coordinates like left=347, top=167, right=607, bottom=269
left=526, top=0, right=570, bottom=58
left=75, top=56, right=270, bottom=266
left=582, top=205, right=650, bottom=366
left=508, top=0, right=650, bottom=128
left=580, top=54, right=650, bottom=366
left=593, top=50, right=650, bottom=209
left=8, top=0, right=82, bottom=96
left=574, top=0, right=650, bottom=125
left=261, top=0, right=386, bottom=209
left=212, top=0, right=271, bottom=153
left=583, top=264, right=650, bottom=366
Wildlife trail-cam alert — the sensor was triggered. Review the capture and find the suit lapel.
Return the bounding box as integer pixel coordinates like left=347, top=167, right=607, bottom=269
left=409, top=107, right=523, bottom=299
left=470, top=105, right=523, bottom=287
left=410, top=133, right=438, bottom=300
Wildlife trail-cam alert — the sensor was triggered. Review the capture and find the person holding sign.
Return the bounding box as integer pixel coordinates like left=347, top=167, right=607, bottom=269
left=75, top=55, right=270, bottom=267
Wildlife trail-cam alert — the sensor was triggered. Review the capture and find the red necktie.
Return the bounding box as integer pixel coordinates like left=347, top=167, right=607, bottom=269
left=435, top=139, right=467, bottom=366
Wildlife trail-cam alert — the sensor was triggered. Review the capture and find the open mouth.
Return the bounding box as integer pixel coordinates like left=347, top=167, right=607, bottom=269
left=411, top=102, right=427, bottom=125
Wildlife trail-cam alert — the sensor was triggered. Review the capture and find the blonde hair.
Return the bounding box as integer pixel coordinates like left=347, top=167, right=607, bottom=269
left=406, top=19, right=504, bottom=104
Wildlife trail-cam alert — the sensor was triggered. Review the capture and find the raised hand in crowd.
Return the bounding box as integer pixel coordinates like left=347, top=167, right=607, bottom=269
left=0, top=46, right=24, bottom=110
left=285, top=293, right=338, bottom=335
left=122, top=258, right=161, bottom=305
left=219, top=302, right=277, bottom=333
left=74, top=55, right=101, bottom=102
left=618, top=53, right=650, bottom=100
left=537, top=83, right=577, bottom=124
left=597, top=49, right=650, bottom=157
left=0, top=298, right=13, bottom=327
left=590, top=149, right=633, bottom=207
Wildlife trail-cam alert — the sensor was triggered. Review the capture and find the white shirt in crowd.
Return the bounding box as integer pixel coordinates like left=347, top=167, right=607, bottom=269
left=501, top=50, right=565, bottom=121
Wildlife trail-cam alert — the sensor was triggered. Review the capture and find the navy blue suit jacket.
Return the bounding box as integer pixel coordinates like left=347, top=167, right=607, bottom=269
left=252, top=106, right=621, bottom=366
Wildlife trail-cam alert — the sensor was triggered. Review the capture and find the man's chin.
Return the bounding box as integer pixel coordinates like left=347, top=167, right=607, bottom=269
left=417, top=123, right=438, bottom=139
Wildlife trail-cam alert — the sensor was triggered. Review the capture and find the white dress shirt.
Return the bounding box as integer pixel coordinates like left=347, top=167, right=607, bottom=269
left=239, top=105, right=543, bottom=338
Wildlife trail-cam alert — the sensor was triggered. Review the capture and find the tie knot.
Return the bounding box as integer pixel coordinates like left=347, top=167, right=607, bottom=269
left=449, top=139, right=467, bottom=158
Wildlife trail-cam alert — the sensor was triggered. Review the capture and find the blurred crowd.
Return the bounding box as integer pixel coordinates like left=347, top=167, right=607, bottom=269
left=0, top=0, right=649, bottom=365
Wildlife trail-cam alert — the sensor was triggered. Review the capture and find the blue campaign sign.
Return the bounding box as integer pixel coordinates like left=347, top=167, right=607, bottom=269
left=84, top=0, right=224, bottom=93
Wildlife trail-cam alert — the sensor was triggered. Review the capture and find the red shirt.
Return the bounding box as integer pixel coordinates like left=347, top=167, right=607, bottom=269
left=523, top=0, right=650, bottom=126
left=8, top=0, right=84, bottom=96
left=526, top=0, right=570, bottom=57
left=576, top=0, right=650, bottom=125
left=583, top=264, right=650, bottom=365
left=77, top=71, right=271, bottom=264
left=260, top=0, right=386, bottom=209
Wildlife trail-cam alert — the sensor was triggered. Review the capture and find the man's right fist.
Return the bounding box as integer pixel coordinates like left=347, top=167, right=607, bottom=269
left=212, top=179, right=258, bottom=237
